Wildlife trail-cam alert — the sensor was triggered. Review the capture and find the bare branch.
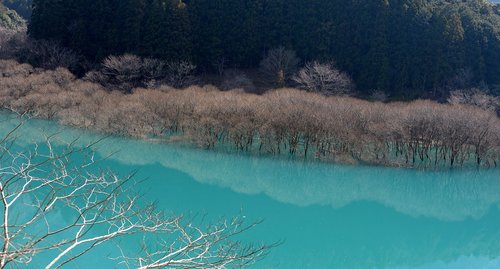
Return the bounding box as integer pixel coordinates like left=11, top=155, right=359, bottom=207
left=0, top=126, right=271, bottom=269
left=293, top=61, right=354, bottom=96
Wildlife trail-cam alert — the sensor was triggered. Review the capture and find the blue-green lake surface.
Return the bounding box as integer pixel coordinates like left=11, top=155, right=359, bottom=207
left=1, top=112, right=500, bottom=269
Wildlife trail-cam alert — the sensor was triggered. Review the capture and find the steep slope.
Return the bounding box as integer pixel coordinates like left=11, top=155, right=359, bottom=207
left=26, top=0, right=500, bottom=97
left=1, top=0, right=32, bottom=21
left=0, top=2, right=26, bottom=31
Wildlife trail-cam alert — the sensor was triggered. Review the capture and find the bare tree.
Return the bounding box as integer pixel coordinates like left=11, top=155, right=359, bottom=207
left=2, top=59, right=498, bottom=167
left=16, top=39, right=81, bottom=71
left=293, top=61, right=354, bottom=96
left=448, top=88, right=500, bottom=112
left=259, top=47, right=299, bottom=87
left=95, top=54, right=144, bottom=92
left=0, top=27, right=15, bottom=58
left=85, top=54, right=156, bottom=92
left=0, top=124, right=271, bottom=269
left=0, top=30, right=79, bottom=71
left=164, top=60, right=197, bottom=89
left=86, top=56, right=197, bottom=92
left=0, top=31, right=24, bottom=57
left=121, top=217, right=270, bottom=269
left=141, top=58, right=167, bottom=88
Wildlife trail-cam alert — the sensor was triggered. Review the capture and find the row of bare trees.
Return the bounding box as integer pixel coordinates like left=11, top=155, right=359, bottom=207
left=448, top=89, right=500, bottom=113
left=259, top=47, right=355, bottom=94
left=89, top=49, right=353, bottom=96
left=1, top=28, right=354, bottom=96
left=0, top=60, right=498, bottom=167
left=0, top=30, right=82, bottom=73
left=85, top=54, right=198, bottom=93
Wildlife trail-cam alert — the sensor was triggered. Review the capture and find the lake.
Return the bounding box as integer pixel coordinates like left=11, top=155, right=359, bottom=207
left=1, top=112, right=499, bottom=269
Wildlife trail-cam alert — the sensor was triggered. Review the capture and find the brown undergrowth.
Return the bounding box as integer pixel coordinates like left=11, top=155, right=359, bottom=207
left=1, top=60, right=498, bottom=167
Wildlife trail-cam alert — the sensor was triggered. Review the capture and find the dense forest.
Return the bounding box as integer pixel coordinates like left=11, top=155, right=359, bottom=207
left=1, top=1, right=499, bottom=167
left=27, top=0, right=500, bottom=98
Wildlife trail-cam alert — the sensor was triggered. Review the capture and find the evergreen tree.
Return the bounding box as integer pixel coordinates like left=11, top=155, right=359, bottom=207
left=29, top=0, right=67, bottom=40
left=164, top=0, right=192, bottom=61
left=27, top=0, right=500, bottom=97
left=140, top=0, right=165, bottom=58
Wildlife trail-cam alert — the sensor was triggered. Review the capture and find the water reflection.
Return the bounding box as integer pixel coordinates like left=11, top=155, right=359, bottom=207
left=3, top=114, right=499, bottom=222
left=2, top=113, right=500, bottom=269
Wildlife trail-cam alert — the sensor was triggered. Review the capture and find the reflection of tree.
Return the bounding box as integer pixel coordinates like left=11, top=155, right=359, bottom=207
left=160, top=154, right=500, bottom=222
left=2, top=113, right=500, bottom=222
left=2, top=113, right=500, bottom=269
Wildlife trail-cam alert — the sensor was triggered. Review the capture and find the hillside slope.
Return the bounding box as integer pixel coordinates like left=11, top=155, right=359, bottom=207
left=26, top=0, right=500, bottom=97
left=0, top=2, right=26, bottom=31
left=1, top=0, right=32, bottom=21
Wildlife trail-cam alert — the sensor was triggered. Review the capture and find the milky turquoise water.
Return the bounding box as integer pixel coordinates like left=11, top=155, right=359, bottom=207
left=1, top=112, right=500, bottom=269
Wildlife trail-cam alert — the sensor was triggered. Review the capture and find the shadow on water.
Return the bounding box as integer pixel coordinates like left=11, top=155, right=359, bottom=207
left=1, top=112, right=500, bottom=269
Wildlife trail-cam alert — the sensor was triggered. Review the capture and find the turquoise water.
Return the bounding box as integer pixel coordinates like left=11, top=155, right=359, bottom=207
left=1, top=113, right=500, bottom=269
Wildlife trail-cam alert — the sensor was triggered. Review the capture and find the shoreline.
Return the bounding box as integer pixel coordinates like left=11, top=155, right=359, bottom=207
left=1, top=60, right=499, bottom=168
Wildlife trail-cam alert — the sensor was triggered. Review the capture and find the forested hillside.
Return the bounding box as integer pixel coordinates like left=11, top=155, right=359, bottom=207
left=0, top=2, right=26, bottom=31
left=28, top=0, right=500, bottom=98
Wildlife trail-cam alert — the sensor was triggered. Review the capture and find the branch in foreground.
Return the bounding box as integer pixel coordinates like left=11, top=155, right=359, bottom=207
left=0, top=125, right=273, bottom=269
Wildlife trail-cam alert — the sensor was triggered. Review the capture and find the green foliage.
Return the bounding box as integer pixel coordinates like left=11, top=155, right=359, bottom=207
left=27, top=0, right=500, bottom=98
left=0, top=2, right=26, bottom=31
left=1, top=0, right=32, bottom=20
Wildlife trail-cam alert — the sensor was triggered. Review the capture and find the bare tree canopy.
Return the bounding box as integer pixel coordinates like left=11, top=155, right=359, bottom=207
left=85, top=55, right=197, bottom=93
left=0, top=27, right=16, bottom=57
left=293, top=62, right=354, bottom=96
left=164, top=61, right=198, bottom=89
left=448, top=89, right=500, bottom=112
left=1, top=60, right=499, bottom=168
left=0, top=123, right=272, bottom=269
